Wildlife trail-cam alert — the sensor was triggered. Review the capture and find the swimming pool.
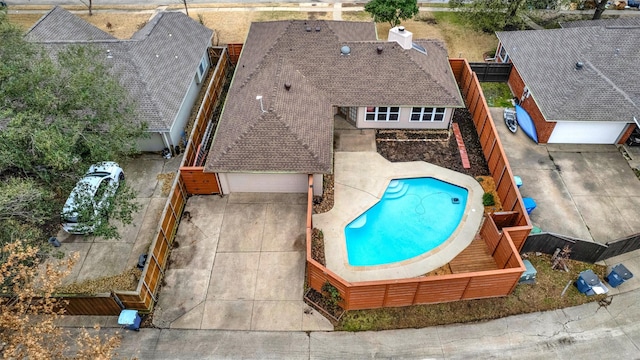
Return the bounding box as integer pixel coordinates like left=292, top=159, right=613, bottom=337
left=345, top=178, right=468, bottom=266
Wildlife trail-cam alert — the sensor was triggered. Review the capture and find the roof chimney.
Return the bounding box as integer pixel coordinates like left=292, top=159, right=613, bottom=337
left=388, top=26, right=413, bottom=50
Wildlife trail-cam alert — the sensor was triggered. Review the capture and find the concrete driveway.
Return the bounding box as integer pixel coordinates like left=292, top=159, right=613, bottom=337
left=152, top=193, right=332, bottom=331
left=54, top=153, right=180, bottom=285
left=492, top=107, right=640, bottom=244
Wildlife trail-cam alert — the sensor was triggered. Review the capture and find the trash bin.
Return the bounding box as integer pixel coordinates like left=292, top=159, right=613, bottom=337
left=118, top=310, right=141, bottom=331
left=575, top=269, right=609, bottom=296
left=523, top=197, right=537, bottom=215
left=519, top=259, right=537, bottom=284
left=605, top=264, right=633, bottom=288
left=514, top=176, right=523, bottom=188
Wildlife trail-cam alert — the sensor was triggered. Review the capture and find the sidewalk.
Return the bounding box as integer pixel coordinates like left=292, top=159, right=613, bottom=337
left=61, top=288, right=640, bottom=359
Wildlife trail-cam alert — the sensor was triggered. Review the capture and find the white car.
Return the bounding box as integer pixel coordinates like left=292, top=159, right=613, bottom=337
left=61, top=162, right=124, bottom=234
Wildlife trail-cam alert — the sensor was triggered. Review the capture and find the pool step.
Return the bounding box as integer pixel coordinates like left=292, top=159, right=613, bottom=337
left=384, top=182, right=409, bottom=199
left=386, top=180, right=402, bottom=193
left=347, top=214, right=367, bottom=229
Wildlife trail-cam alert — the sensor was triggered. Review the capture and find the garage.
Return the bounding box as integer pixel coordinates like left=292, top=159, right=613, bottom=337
left=218, top=173, right=323, bottom=196
left=547, top=121, right=628, bottom=144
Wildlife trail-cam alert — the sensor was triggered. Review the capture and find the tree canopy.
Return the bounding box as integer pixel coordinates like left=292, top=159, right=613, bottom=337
left=364, top=0, right=419, bottom=28
left=449, top=0, right=527, bottom=33
left=0, top=12, right=146, bottom=242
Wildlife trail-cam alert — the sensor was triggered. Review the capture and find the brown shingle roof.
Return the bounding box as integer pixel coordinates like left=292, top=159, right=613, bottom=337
left=206, top=20, right=463, bottom=174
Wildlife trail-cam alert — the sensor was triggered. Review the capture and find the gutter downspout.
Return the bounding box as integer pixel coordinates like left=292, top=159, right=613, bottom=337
left=161, top=132, right=172, bottom=153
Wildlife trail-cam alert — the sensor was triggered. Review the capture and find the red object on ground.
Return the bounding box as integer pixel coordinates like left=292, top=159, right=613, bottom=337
left=452, top=123, right=471, bottom=169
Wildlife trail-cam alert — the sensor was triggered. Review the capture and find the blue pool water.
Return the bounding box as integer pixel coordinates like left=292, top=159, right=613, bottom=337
left=345, top=178, right=468, bottom=266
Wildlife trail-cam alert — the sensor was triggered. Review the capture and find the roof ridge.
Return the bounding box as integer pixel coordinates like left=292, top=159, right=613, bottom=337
left=552, top=28, right=602, bottom=117
left=272, top=113, right=320, bottom=162
left=125, top=44, right=166, bottom=125
left=240, top=21, right=293, bottom=89
left=26, top=5, right=58, bottom=35
left=401, top=49, right=459, bottom=103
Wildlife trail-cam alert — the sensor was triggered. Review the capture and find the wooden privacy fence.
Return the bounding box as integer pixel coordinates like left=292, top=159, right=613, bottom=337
left=56, top=293, right=123, bottom=315
left=449, top=58, right=532, bottom=249
left=105, top=48, right=228, bottom=313
left=306, top=58, right=530, bottom=310
left=180, top=46, right=231, bottom=195
left=523, top=232, right=640, bottom=263
left=227, top=44, right=243, bottom=65
left=306, top=176, right=525, bottom=310
left=114, top=176, right=188, bottom=311
left=469, top=62, right=512, bottom=82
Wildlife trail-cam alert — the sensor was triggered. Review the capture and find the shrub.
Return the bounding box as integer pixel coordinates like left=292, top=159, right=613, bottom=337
left=483, top=192, right=495, bottom=206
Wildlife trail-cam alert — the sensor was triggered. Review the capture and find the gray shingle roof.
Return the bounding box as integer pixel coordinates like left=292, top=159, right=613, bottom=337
left=560, top=17, right=640, bottom=28
left=26, top=7, right=213, bottom=132
left=496, top=27, right=640, bottom=123
left=26, top=6, right=116, bottom=42
left=207, top=20, right=463, bottom=174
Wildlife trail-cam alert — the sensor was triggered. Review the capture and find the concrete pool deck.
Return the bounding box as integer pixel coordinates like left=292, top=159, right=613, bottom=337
left=313, top=152, right=485, bottom=282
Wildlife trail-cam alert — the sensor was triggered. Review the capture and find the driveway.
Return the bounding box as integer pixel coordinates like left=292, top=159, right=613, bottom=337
left=54, top=153, right=180, bottom=286
left=152, top=193, right=332, bottom=331
left=492, top=107, right=640, bottom=244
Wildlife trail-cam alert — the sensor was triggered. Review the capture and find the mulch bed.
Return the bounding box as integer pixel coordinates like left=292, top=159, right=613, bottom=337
left=376, top=108, right=490, bottom=178
left=304, top=288, right=345, bottom=323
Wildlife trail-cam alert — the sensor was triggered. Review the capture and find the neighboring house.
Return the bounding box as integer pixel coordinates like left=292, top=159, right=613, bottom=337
left=205, top=20, right=464, bottom=195
left=495, top=23, right=640, bottom=144
left=26, top=6, right=214, bottom=152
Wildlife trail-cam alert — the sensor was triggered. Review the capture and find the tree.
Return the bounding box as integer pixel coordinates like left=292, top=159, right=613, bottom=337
left=593, top=0, right=607, bottom=19
left=0, top=13, right=146, bottom=241
left=181, top=0, right=189, bottom=16
left=0, top=241, right=121, bottom=359
left=364, top=0, right=419, bottom=28
left=79, top=0, right=93, bottom=16
left=449, top=0, right=527, bottom=32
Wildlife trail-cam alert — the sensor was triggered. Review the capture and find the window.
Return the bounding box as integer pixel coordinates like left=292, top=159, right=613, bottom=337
left=349, top=107, right=357, bottom=122
left=365, top=107, right=400, bottom=122
left=196, top=56, right=208, bottom=83
left=498, top=45, right=509, bottom=63
left=410, top=107, right=446, bottom=122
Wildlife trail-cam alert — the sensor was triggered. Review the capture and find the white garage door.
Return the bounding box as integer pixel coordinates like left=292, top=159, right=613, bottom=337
left=547, top=122, right=627, bottom=144
left=221, top=173, right=310, bottom=194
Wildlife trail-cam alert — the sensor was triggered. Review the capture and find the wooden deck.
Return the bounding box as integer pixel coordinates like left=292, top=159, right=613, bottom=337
left=449, top=237, right=499, bottom=274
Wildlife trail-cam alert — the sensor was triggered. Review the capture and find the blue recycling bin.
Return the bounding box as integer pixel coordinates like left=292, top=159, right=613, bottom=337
left=575, top=269, right=608, bottom=296
left=605, top=264, right=633, bottom=288
left=523, top=197, right=537, bottom=215
left=514, top=176, right=523, bottom=188
left=118, top=310, right=141, bottom=331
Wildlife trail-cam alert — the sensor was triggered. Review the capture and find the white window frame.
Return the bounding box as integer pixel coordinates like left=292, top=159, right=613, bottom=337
left=196, top=56, right=208, bottom=84
left=498, top=44, right=509, bottom=63
left=365, top=106, right=400, bottom=122
left=410, top=107, right=446, bottom=122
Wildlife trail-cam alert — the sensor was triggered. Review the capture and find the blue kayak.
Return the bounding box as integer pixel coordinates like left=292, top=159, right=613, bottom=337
left=515, top=104, right=538, bottom=143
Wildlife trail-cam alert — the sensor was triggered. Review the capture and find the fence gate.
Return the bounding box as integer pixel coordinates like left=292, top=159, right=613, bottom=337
left=469, top=62, right=512, bottom=82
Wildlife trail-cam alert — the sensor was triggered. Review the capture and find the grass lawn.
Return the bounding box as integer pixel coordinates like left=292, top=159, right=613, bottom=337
left=9, top=8, right=497, bottom=61
left=481, top=82, right=514, bottom=107
left=336, top=253, right=608, bottom=331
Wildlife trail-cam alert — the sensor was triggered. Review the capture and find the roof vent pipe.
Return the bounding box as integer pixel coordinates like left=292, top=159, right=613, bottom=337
left=376, top=46, right=383, bottom=54
left=399, top=26, right=405, bottom=32
left=284, top=83, right=291, bottom=91
left=340, top=45, right=351, bottom=56
left=575, top=62, right=584, bottom=70
left=305, top=26, right=312, bottom=32
left=315, top=26, right=321, bottom=32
